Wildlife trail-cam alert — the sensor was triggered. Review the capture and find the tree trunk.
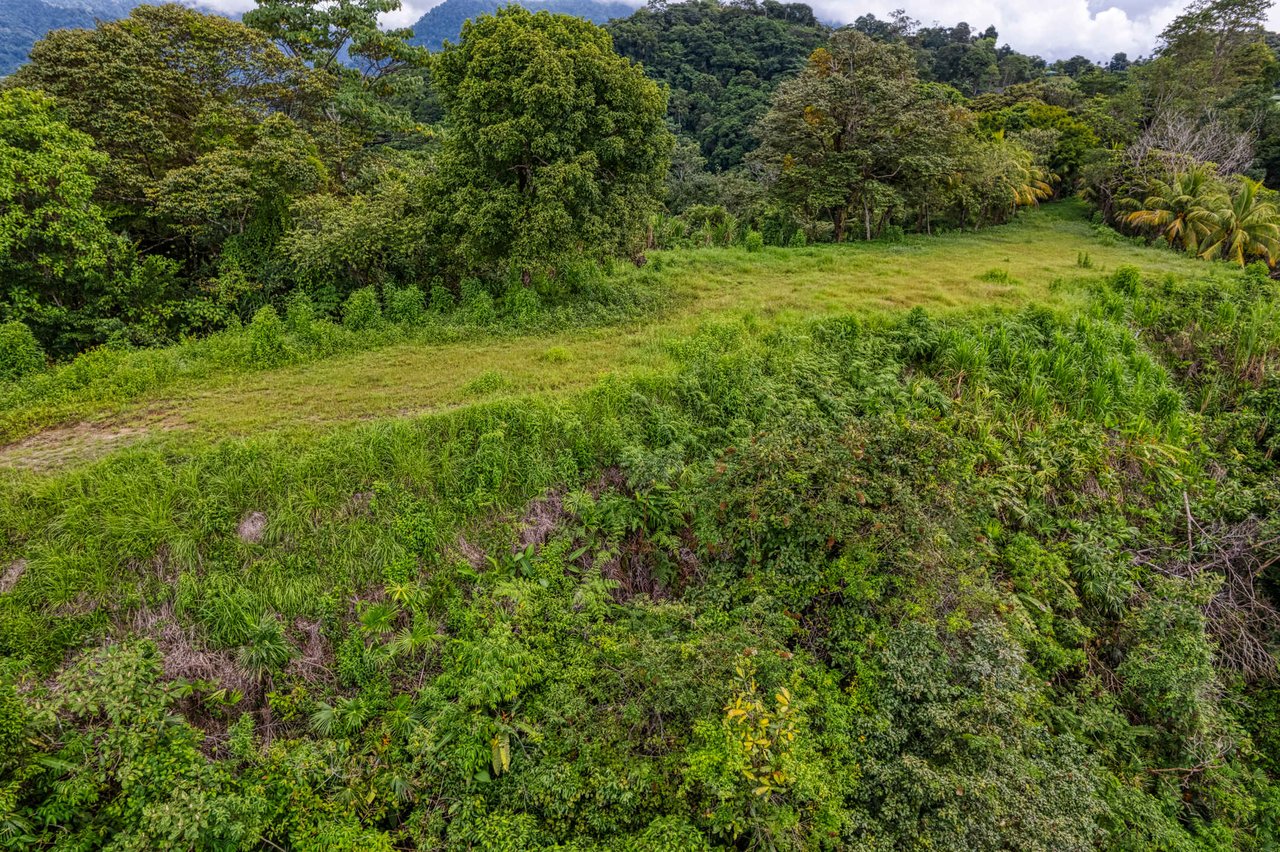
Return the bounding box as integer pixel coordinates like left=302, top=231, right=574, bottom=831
left=864, top=200, right=872, bottom=242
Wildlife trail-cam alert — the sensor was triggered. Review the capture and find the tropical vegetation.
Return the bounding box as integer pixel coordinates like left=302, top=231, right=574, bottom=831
left=1, top=0, right=1280, bottom=848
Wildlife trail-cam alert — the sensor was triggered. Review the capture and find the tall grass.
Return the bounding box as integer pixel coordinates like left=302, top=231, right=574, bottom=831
left=0, top=287, right=1243, bottom=671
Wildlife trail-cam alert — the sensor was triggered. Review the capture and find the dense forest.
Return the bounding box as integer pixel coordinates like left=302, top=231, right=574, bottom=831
left=5, top=0, right=1280, bottom=362
left=407, top=0, right=634, bottom=50
left=1, top=0, right=1280, bottom=848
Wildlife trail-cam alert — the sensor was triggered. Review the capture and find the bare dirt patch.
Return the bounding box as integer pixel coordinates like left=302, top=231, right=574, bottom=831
left=237, top=511, right=268, bottom=544
left=0, top=559, right=25, bottom=593
left=0, top=409, right=188, bottom=472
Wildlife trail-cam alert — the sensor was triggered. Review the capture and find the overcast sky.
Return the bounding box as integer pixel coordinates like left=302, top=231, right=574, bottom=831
left=194, top=0, right=1279, bottom=62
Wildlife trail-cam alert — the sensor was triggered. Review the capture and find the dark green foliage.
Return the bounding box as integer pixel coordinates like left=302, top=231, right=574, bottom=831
left=432, top=6, right=673, bottom=276
left=0, top=321, right=44, bottom=382
left=607, top=0, right=828, bottom=169
left=751, top=31, right=1047, bottom=242
left=9, top=4, right=315, bottom=242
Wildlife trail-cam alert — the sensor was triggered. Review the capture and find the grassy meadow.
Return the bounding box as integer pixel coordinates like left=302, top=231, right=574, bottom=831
left=0, top=202, right=1234, bottom=470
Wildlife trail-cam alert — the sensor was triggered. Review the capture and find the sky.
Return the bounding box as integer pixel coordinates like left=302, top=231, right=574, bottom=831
left=191, top=0, right=1280, bottom=62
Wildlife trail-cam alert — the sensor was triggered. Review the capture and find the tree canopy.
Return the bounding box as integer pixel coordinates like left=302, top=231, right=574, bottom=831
left=607, top=0, right=827, bottom=169
left=433, top=6, right=672, bottom=277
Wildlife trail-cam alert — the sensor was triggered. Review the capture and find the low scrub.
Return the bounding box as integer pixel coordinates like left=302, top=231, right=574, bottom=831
left=1, top=266, right=1278, bottom=847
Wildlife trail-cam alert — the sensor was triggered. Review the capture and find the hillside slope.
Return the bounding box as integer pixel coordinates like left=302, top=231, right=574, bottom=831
left=0, top=0, right=137, bottom=75
left=1, top=208, right=1278, bottom=847
left=408, top=0, right=633, bottom=49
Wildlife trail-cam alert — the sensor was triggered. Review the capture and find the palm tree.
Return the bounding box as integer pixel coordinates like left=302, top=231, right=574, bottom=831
left=1124, top=167, right=1222, bottom=254
left=236, top=612, right=294, bottom=738
left=1199, top=177, right=1280, bottom=267
left=1009, top=152, right=1055, bottom=209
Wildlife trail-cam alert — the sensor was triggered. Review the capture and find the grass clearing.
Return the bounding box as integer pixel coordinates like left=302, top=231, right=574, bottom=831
left=0, top=202, right=1233, bottom=470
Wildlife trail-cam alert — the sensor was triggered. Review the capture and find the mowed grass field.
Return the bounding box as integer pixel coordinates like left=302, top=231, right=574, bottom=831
left=0, top=202, right=1231, bottom=470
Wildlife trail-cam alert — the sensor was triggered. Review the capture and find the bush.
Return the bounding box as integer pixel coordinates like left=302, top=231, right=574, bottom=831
left=342, top=287, right=383, bottom=331
left=429, top=282, right=455, bottom=314
left=245, top=305, right=290, bottom=367
left=0, top=321, right=45, bottom=381
left=386, top=285, right=425, bottom=326
left=788, top=231, right=807, bottom=248
left=744, top=230, right=764, bottom=253
left=284, top=291, right=318, bottom=334
left=880, top=224, right=906, bottom=243
left=460, top=278, right=496, bottom=325
left=977, top=268, right=1016, bottom=284
left=503, top=285, right=541, bottom=325
left=1110, top=265, right=1142, bottom=296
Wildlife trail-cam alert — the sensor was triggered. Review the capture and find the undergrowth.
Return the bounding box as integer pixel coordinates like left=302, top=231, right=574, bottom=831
left=0, top=264, right=1278, bottom=848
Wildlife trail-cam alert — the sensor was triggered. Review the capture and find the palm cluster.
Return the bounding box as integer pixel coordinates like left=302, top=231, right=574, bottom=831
left=1123, top=167, right=1280, bottom=266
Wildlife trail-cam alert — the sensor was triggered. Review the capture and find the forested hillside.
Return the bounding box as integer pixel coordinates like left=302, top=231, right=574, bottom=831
left=0, top=0, right=138, bottom=75
left=1, top=0, right=1280, bottom=848
left=408, top=0, right=632, bottom=50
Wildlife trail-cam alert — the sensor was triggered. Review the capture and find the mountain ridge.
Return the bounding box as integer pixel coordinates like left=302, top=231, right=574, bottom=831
left=1, top=0, right=637, bottom=76
left=0, top=0, right=141, bottom=75
left=407, top=0, right=635, bottom=51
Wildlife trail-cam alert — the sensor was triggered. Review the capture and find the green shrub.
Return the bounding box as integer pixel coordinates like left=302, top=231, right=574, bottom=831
left=880, top=224, right=906, bottom=243
left=0, top=321, right=45, bottom=381
left=385, top=285, right=425, bottom=326
left=744, top=230, right=764, bottom=253
left=788, top=230, right=806, bottom=248
left=284, top=290, right=318, bottom=334
left=977, top=268, right=1016, bottom=284
left=1110, top=265, right=1142, bottom=296
left=541, top=346, right=571, bottom=363
left=429, top=283, right=455, bottom=314
left=245, top=305, right=290, bottom=367
left=460, top=278, right=497, bottom=325
left=342, top=287, right=383, bottom=331
left=503, top=284, right=541, bottom=324
left=462, top=369, right=505, bottom=395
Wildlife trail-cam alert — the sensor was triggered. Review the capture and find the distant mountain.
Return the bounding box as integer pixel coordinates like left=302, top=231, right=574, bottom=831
left=0, top=0, right=632, bottom=77
left=408, top=0, right=634, bottom=51
left=0, top=0, right=141, bottom=75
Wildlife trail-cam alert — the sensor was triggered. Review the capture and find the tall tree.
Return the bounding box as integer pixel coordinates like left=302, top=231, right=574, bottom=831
left=1124, top=166, right=1224, bottom=253
left=432, top=6, right=672, bottom=279
left=1200, top=176, right=1280, bottom=264
left=8, top=4, right=313, bottom=220
left=751, top=31, right=962, bottom=242
left=244, top=0, right=430, bottom=146
left=1143, top=0, right=1278, bottom=118
left=7, top=4, right=329, bottom=292
left=0, top=88, right=113, bottom=353
left=0, top=88, right=192, bottom=354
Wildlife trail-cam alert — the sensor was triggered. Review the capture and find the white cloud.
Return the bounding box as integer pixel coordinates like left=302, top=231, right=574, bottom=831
left=188, top=0, right=1280, bottom=61
left=810, top=0, right=1180, bottom=61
